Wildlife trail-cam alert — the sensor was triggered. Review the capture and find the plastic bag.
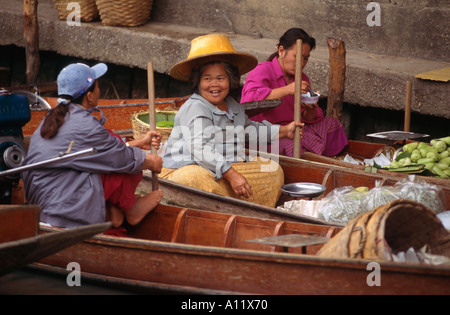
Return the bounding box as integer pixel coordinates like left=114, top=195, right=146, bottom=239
left=277, top=199, right=326, bottom=218
left=318, top=186, right=366, bottom=224
left=437, top=211, right=450, bottom=230
left=361, top=180, right=401, bottom=213
left=394, top=175, right=445, bottom=214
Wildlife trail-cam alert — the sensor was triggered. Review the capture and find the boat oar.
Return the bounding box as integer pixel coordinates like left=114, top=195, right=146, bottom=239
left=147, top=62, right=159, bottom=191
left=293, top=39, right=303, bottom=159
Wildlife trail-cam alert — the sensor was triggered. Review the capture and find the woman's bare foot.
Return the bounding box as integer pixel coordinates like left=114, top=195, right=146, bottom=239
left=125, top=189, right=163, bottom=226
left=105, top=204, right=125, bottom=228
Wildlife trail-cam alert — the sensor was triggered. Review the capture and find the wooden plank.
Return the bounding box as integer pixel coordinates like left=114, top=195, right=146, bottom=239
left=326, top=38, right=346, bottom=121
left=0, top=205, right=39, bottom=243
left=0, top=222, right=111, bottom=276
left=23, top=0, right=40, bottom=86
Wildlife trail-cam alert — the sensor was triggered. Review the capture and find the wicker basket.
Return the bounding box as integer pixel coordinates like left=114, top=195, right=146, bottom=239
left=317, top=199, right=450, bottom=261
left=53, top=0, right=99, bottom=22
left=95, top=0, right=153, bottom=27
left=131, top=110, right=177, bottom=143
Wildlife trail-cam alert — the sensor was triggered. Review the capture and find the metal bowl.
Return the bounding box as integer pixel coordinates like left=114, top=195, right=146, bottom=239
left=281, top=182, right=326, bottom=198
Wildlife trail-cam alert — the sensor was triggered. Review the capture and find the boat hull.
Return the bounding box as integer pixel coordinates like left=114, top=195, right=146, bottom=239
left=138, top=153, right=449, bottom=225
left=36, top=224, right=450, bottom=295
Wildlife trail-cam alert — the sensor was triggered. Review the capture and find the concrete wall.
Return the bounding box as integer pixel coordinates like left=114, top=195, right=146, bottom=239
left=151, top=0, right=450, bottom=61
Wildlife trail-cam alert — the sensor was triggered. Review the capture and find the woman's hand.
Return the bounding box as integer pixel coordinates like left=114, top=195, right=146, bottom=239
left=265, top=80, right=310, bottom=99
left=127, top=131, right=162, bottom=150
left=141, top=131, right=162, bottom=150
left=301, top=102, right=319, bottom=121
left=223, top=167, right=253, bottom=198
left=143, top=153, right=163, bottom=173
left=279, top=121, right=304, bottom=140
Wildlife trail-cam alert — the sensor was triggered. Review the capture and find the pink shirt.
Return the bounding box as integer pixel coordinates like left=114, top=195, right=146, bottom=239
left=241, top=57, right=323, bottom=126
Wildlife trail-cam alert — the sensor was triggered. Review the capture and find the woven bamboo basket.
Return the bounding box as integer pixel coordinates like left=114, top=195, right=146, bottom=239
left=131, top=110, right=177, bottom=143
left=317, top=199, right=450, bottom=261
left=53, top=0, right=99, bottom=22
left=95, top=0, right=153, bottom=27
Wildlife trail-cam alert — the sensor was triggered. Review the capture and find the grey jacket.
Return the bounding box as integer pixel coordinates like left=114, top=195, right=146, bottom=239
left=162, top=94, right=280, bottom=179
left=22, top=104, right=146, bottom=228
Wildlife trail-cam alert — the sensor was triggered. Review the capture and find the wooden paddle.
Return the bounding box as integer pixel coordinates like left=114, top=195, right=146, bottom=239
left=293, top=39, right=303, bottom=159
left=404, top=81, right=412, bottom=132
left=147, top=62, right=159, bottom=191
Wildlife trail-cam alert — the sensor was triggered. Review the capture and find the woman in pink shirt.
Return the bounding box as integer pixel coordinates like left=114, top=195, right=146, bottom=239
left=241, top=28, right=348, bottom=157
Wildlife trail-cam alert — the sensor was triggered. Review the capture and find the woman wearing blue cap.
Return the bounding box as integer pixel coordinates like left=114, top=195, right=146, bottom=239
left=22, top=63, right=163, bottom=232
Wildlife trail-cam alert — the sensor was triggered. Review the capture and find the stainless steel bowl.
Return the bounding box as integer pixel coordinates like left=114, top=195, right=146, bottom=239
left=281, top=182, right=326, bottom=198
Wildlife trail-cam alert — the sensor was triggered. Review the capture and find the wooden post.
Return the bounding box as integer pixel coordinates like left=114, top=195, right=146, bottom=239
left=404, top=81, right=412, bottom=132
left=293, top=39, right=303, bottom=159
left=23, top=0, right=40, bottom=87
left=147, top=62, right=159, bottom=191
left=326, top=38, right=346, bottom=121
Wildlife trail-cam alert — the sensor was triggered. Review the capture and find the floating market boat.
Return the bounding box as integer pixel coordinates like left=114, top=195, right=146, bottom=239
left=19, top=95, right=450, bottom=224
left=33, top=201, right=450, bottom=295
left=0, top=205, right=110, bottom=276
left=137, top=152, right=450, bottom=225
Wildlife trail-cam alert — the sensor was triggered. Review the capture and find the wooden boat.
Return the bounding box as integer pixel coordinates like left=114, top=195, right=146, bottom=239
left=22, top=95, right=189, bottom=136
left=137, top=152, right=450, bottom=226
left=33, top=203, right=450, bottom=294
left=22, top=94, right=404, bottom=172
left=25, top=95, right=450, bottom=184
left=0, top=205, right=110, bottom=276
left=20, top=96, right=449, bottom=224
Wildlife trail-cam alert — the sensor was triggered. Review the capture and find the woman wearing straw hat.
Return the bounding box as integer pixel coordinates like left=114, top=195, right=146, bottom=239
left=160, top=34, right=304, bottom=207
left=22, top=63, right=163, bottom=231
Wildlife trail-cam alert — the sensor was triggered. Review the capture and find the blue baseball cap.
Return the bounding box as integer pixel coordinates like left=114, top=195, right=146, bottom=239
left=57, top=63, right=108, bottom=99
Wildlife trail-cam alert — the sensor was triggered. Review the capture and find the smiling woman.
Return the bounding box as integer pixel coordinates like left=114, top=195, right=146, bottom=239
left=159, top=34, right=304, bottom=207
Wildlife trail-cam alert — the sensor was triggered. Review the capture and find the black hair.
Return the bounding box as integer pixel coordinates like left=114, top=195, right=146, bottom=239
left=40, top=81, right=96, bottom=139
left=268, top=28, right=316, bottom=61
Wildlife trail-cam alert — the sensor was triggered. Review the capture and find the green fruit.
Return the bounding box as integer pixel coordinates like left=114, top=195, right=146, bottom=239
left=439, top=150, right=449, bottom=160
left=438, top=136, right=450, bottom=145
left=411, top=150, right=421, bottom=162
left=424, top=163, right=435, bottom=170
left=436, top=162, right=449, bottom=170
left=390, top=161, right=401, bottom=168
left=403, top=142, right=418, bottom=153
left=440, top=157, right=450, bottom=165
left=156, top=120, right=174, bottom=128
left=433, top=140, right=447, bottom=153
left=418, top=158, right=435, bottom=164
left=426, top=151, right=438, bottom=161
left=432, top=166, right=449, bottom=178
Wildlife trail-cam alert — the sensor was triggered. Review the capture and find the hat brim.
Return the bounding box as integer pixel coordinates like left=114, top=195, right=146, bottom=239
left=169, top=52, right=258, bottom=82
left=91, top=63, right=108, bottom=80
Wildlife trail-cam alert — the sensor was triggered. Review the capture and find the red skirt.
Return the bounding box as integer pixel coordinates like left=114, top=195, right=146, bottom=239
left=101, top=130, right=142, bottom=212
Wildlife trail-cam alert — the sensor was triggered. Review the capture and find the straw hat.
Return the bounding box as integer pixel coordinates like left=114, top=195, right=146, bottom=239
left=169, top=34, right=258, bottom=82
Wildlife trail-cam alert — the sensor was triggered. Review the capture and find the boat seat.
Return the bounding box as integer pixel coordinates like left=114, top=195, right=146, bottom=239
left=247, top=234, right=330, bottom=254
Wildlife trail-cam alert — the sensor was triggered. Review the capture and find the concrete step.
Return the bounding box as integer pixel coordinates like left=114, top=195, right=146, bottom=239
left=1, top=0, right=448, bottom=118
